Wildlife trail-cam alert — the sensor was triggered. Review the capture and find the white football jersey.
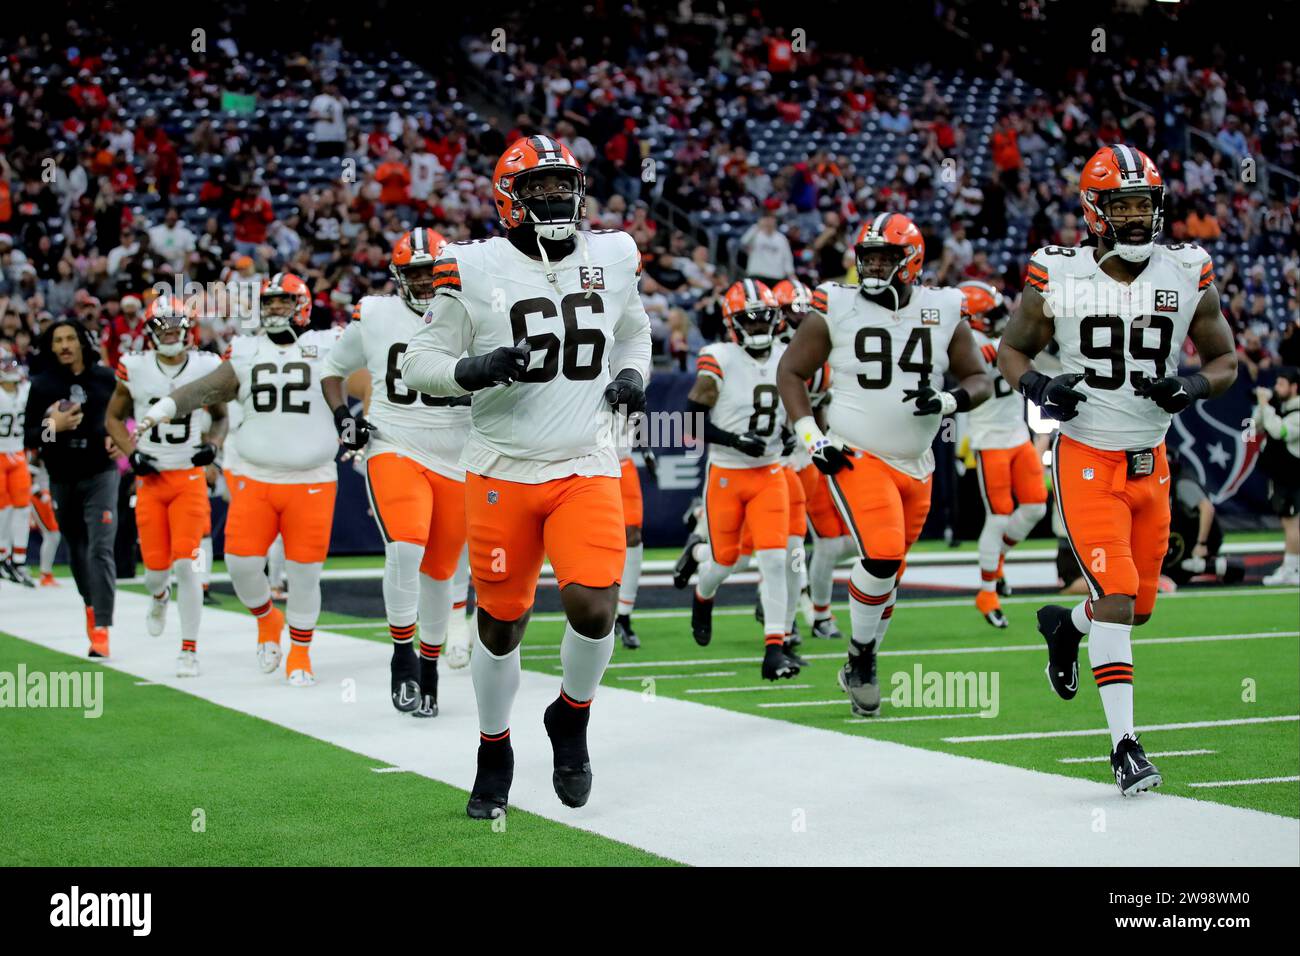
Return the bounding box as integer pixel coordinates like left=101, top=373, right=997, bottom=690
left=818, top=283, right=964, bottom=478
left=222, top=398, right=246, bottom=475
left=228, top=328, right=342, bottom=484
left=967, top=328, right=1029, bottom=450
left=697, top=341, right=787, bottom=469
left=0, top=382, right=29, bottom=454
left=118, top=350, right=223, bottom=471
left=402, top=230, right=653, bottom=484
left=1032, top=242, right=1210, bottom=451
left=323, top=294, right=471, bottom=481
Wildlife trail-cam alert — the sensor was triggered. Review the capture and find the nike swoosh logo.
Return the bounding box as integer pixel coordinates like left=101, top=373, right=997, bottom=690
left=189, top=474, right=203, bottom=480
left=398, top=685, right=416, bottom=705
left=307, top=488, right=322, bottom=495
left=1064, top=664, right=1078, bottom=692
left=1159, top=475, right=1170, bottom=484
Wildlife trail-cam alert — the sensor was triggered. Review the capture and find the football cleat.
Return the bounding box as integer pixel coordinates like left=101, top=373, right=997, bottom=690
left=673, top=533, right=705, bottom=590
left=691, top=592, right=714, bottom=646
left=838, top=642, right=880, bottom=716
left=976, top=590, right=1007, bottom=629
left=762, top=643, right=801, bottom=681
left=614, top=613, right=640, bottom=650
left=1111, top=734, right=1162, bottom=796
left=466, top=735, right=513, bottom=819
left=799, top=587, right=817, bottom=629
left=390, top=649, right=420, bottom=713
left=286, top=646, right=315, bottom=687
left=146, top=589, right=170, bottom=637
left=444, top=610, right=473, bottom=669
left=415, top=654, right=439, bottom=718
left=544, top=696, right=593, bottom=808
left=256, top=606, right=285, bottom=673
left=87, top=626, right=110, bottom=660
left=1037, top=604, right=1083, bottom=700
left=3, top=557, right=36, bottom=587
left=810, top=616, right=842, bottom=639
left=39, top=572, right=59, bottom=587
left=176, top=650, right=200, bottom=678
left=995, top=576, right=1012, bottom=597
left=782, top=638, right=808, bottom=667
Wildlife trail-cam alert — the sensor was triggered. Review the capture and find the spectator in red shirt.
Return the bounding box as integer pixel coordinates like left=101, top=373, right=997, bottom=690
left=230, top=189, right=274, bottom=254
left=101, top=295, right=147, bottom=368
left=990, top=114, right=1023, bottom=191
left=374, top=149, right=412, bottom=208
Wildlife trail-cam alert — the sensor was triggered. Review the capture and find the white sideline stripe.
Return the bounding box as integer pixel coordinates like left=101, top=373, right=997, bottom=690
left=615, top=671, right=737, bottom=681
left=370, top=767, right=411, bottom=774
left=684, top=684, right=812, bottom=695
left=1059, top=750, right=1218, bottom=764
left=846, top=712, right=990, bottom=724
left=4, top=588, right=1296, bottom=867
left=599, top=631, right=1298, bottom=670
left=133, top=681, right=158, bottom=686
left=945, top=715, right=1300, bottom=743
left=1188, top=776, right=1300, bottom=789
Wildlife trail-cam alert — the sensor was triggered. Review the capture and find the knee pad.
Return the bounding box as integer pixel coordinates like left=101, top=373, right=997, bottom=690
left=861, top=557, right=901, bottom=579
left=1020, top=502, right=1048, bottom=524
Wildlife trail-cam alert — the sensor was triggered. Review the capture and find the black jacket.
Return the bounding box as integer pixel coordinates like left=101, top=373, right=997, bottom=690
left=24, top=363, right=118, bottom=483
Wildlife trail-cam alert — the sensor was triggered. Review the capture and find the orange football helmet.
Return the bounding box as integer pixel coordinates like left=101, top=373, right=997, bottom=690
left=1079, top=145, right=1164, bottom=262
left=390, top=228, right=448, bottom=313
left=853, top=213, right=924, bottom=292
left=958, top=280, right=1007, bottom=335
left=259, top=273, right=312, bottom=333
left=493, top=135, right=586, bottom=240
left=145, top=295, right=192, bottom=356
left=721, top=279, right=780, bottom=351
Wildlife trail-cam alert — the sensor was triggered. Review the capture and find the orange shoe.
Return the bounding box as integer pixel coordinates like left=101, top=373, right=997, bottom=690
left=40, top=572, right=59, bottom=587
left=975, top=590, right=1007, bottom=629
left=256, top=605, right=285, bottom=673
left=88, top=626, right=110, bottom=659
left=85, top=606, right=96, bottom=638
left=285, top=644, right=315, bottom=687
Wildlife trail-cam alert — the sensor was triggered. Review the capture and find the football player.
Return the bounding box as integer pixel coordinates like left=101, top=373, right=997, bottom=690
left=613, top=442, right=651, bottom=650
left=998, top=145, right=1238, bottom=795
left=778, top=213, right=993, bottom=717
left=671, top=280, right=801, bottom=680
left=400, top=136, right=651, bottom=819
left=140, top=274, right=344, bottom=687
left=0, top=353, right=36, bottom=586
left=960, top=280, right=1047, bottom=628
left=322, top=227, right=472, bottom=718
left=29, top=461, right=61, bottom=586
left=107, top=297, right=226, bottom=676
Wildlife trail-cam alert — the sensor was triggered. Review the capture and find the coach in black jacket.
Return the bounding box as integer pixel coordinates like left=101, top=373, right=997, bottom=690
left=24, top=320, right=120, bottom=654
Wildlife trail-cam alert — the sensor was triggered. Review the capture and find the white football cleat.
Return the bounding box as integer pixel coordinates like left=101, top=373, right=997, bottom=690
left=444, top=612, right=473, bottom=670
left=287, top=666, right=316, bottom=687
left=1262, top=565, right=1300, bottom=587
left=257, top=642, right=282, bottom=674
left=177, top=651, right=200, bottom=678
left=146, top=590, right=170, bottom=637
left=798, top=587, right=816, bottom=629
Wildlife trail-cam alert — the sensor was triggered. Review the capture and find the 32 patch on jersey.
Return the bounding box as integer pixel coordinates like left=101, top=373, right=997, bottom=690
left=300, top=344, right=318, bottom=358
left=1154, top=290, right=1179, bottom=313
left=920, top=309, right=941, bottom=326
left=579, top=266, right=605, bottom=291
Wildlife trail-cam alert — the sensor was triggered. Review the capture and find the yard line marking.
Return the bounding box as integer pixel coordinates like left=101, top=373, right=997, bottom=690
left=1188, top=776, right=1300, bottom=789
left=614, top=671, right=737, bottom=681
left=598, top=631, right=1298, bottom=670
left=133, top=681, right=158, bottom=686
left=684, top=684, right=812, bottom=694
left=1058, top=749, right=1218, bottom=764
left=847, top=712, right=991, bottom=724
left=370, top=767, right=411, bottom=774
left=945, top=715, right=1300, bottom=743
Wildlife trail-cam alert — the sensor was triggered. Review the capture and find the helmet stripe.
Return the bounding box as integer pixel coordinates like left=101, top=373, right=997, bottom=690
left=411, top=230, right=424, bottom=254
left=872, top=212, right=890, bottom=236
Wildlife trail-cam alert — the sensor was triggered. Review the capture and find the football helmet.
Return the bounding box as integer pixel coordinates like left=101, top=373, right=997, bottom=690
left=258, top=273, right=312, bottom=334
left=1079, top=145, right=1164, bottom=263
left=145, top=295, right=192, bottom=357
left=958, top=280, right=1008, bottom=336
left=853, top=213, right=924, bottom=293
left=493, top=136, right=586, bottom=241
left=772, top=278, right=813, bottom=342
left=721, top=279, right=781, bottom=352
left=390, top=228, right=448, bottom=313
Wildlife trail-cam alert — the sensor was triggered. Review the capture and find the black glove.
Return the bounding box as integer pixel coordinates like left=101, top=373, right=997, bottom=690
left=333, top=405, right=374, bottom=451
left=1020, top=370, right=1088, bottom=422
left=809, top=438, right=854, bottom=476
left=190, top=443, right=218, bottom=467
left=604, top=368, right=646, bottom=414
left=130, top=450, right=160, bottom=476
left=732, top=431, right=767, bottom=458
left=454, top=343, right=529, bottom=391
left=902, top=385, right=945, bottom=416
left=1133, top=373, right=1208, bottom=414
left=642, top=449, right=659, bottom=484
left=781, top=428, right=797, bottom=456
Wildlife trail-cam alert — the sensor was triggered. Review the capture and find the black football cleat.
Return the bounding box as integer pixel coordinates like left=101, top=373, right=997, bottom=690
left=614, top=613, right=640, bottom=650
left=995, top=575, right=1012, bottom=597
left=782, top=638, right=808, bottom=667
left=810, top=616, right=842, bottom=639
left=466, top=734, right=513, bottom=819
left=838, top=640, right=880, bottom=716
left=691, top=592, right=714, bottom=646
left=390, top=648, right=420, bottom=713
left=984, top=607, right=1009, bottom=629
left=544, top=696, right=592, bottom=808
left=753, top=595, right=764, bottom=624
left=1111, top=734, right=1163, bottom=796
left=413, top=654, right=439, bottom=718
left=762, top=642, right=801, bottom=681
left=1037, top=604, right=1083, bottom=701
left=673, top=533, right=704, bottom=590
left=3, top=558, right=36, bottom=587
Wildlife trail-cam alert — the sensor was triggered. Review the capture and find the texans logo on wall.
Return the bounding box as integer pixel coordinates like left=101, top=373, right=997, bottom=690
left=1168, top=376, right=1267, bottom=514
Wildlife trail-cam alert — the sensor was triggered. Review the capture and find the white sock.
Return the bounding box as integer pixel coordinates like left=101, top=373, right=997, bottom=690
left=226, top=553, right=272, bottom=609
left=978, top=513, right=1010, bottom=592
left=0, top=506, right=11, bottom=556
left=783, top=535, right=803, bottom=634
left=172, top=558, right=202, bottom=646
left=284, top=560, right=323, bottom=633
left=470, top=634, right=520, bottom=735
left=755, top=548, right=788, bottom=640
left=1005, top=502, right=1047, bottom=545
left=1087, top=619, right=1135, bottom=750
left=1285, top=552, right=1300, bottom=572
left=452, top=544, right=471, bottom=608
left=848, top=561, right=894, bottom=649
left=10, top=506, right=30, bottom=563
left=267, top=535, right=286, bottom=589
left=40, top=530, right=61, bottom=575
left=809, top=534, right=847, bottom=618
left=144, top=566, right=171, bottom=599
left=417, top=572, right=452, bottom=649
left=618, top=542, right=643, bottom=615
left=695, top=556, right=734, bottom=600
left=560, top=622, right=615, bottom=702
left=874, top=589, right=898, bottom=651
left=198, top=536, right=213, bottom=588
left=1070, top=599, right=1093, bottom=635
left=382, top=540, right=423, bottom=628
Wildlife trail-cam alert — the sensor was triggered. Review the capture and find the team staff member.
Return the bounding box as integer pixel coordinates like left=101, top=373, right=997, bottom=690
left=23, top=320, right=120, bottom=658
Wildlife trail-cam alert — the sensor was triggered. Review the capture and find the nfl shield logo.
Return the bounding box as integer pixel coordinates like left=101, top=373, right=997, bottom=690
left=1082, top=468, right=1095, bottom=481
left=487, top=490, right=499, bottom=505
left=719, top=477, right=729, bottom=488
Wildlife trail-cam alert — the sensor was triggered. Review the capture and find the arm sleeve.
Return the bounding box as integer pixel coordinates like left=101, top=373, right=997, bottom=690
left=321, top=318, right=366, bottom=379
left=610, top=280, right=653, bottom=383
left=1256, top=403, right=1287, bottom=441
left=399, top=293, right=472, bottom=397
